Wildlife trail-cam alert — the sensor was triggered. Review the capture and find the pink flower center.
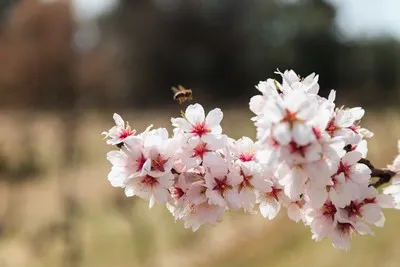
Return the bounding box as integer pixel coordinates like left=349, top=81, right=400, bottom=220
left=136, top=154, right=147, bottom=171
left=271, top=138, right=280, bottom=147
left=119, top=128, right=135, bottom=139
left=213, top=177, right=232, bottom=195
left=337, top=161, right=351, bottom=179
left=170, top=186, right=185, bottom=200
left=267, top=187, right=282, bottom=201
left=142, top=175, right=158, bottom=187
left=346, top=201, right=362, bottom=218
left=325, top=119, right=338, bottom=136
left=239, top=153, right=255, bottom=162
left=193, top=142, right=211, bottom=158
left=322, top=201, right=337, bottom=220
left=191, top=122, right=210, bottom=137
left=289, top=141, right=307, bottom=157
left=151, top=154, right=168, bottom=172
left=282, top=109, right=299, bottom=126
left=337, top=222, right=354, bottom=235
left=238, top=170, right=253, bottom=192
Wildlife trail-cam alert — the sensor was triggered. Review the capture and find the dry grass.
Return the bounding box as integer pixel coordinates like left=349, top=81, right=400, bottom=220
left=0, top=108, right=399, bottom=267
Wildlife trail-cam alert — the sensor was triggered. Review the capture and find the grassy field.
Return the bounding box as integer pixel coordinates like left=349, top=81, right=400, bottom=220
left=0, top=108, right=400, bottom=267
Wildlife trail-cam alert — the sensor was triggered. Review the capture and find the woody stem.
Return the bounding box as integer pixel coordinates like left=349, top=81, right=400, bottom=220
left=358, top=158, right=397, bottom=188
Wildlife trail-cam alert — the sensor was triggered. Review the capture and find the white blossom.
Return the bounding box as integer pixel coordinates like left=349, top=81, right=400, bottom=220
left=101, top=71, right=400, bottom=249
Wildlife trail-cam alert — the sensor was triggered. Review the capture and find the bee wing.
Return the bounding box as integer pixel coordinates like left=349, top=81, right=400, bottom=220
left=171, top=86, right=180, bottom=94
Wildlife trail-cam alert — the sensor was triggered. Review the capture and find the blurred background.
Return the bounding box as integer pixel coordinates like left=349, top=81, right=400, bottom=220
left=0, top=0, right=400, bottom=266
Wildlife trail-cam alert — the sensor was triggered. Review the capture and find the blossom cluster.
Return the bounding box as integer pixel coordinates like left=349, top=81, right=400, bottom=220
left=102, top=70, right=400, bottom=250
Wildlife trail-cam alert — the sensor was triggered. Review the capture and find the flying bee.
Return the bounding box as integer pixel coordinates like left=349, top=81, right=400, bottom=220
left=171, top=85, right=193, bottom=104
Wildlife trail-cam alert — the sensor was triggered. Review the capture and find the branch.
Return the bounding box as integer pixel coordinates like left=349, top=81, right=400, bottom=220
left=358, top=158, right=397, bottom=188
left=343, top=145, right=396, bottom=188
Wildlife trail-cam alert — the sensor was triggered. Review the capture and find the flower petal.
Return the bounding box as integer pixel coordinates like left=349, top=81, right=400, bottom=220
left=273, top=122, right=291, bottom=146
left=293, top=123, right=313, bottom=146
left=185, top=104, right=205, bottom=125
left=205, top=108, right=223, bottom=128
left=202, top=134, right=226, bottom=150
left=342, top=151, right=362, bottom=166
left=206, top=189, right=226, bottom=207
left=113, top=113, right=125, bottom=128
left=287, top=203, right=302, bottom=222
left=306, top=185, right=328, bottom=208
left=259, top=198, right=280, bottom=220
left=361, top=203, right=382, bottom=225
left=157, top=173, right=175, bottom=188
left=171, top=117, right=192, bottom=132
left=249, top=95, right=265, bottom=115
left=224, top=189, right=241, bottom=210
left=263, top=100, right=285, bottom=123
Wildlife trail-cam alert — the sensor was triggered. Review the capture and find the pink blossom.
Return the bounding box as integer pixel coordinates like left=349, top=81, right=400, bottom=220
left=258, top=178, right=288, bottom=220
left=171, top=103, right=223, bottom=138
left=228, top=136, right=257, bottom=163
left=180, top=135, right=227, bottom=169
left=236, top=162, right=272, bottom=213
left=265, top=90, right=318, bottom=146
left=204, top=158, right=242, bottom=209
left=181, top=202, right=225, bottom=231
left=102, top=113, right=136, bottom=145
left=125, top=172, right=175, bottom=208
left=102, top=70, right=399, bottom=249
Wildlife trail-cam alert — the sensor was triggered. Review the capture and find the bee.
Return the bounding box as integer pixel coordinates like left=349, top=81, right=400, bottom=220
left=171, top=85, right=193, bottom=104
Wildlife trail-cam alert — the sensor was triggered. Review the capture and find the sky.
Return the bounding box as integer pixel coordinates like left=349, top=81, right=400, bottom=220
left=328, top=0, right=400, bottom=39
left=68, top=0, right=400, bottom=40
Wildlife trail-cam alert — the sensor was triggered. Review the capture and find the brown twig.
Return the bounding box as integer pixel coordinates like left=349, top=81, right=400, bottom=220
left=343, top=145, right=396, bottom=188
left=358, top=158, right=397, bottom=188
